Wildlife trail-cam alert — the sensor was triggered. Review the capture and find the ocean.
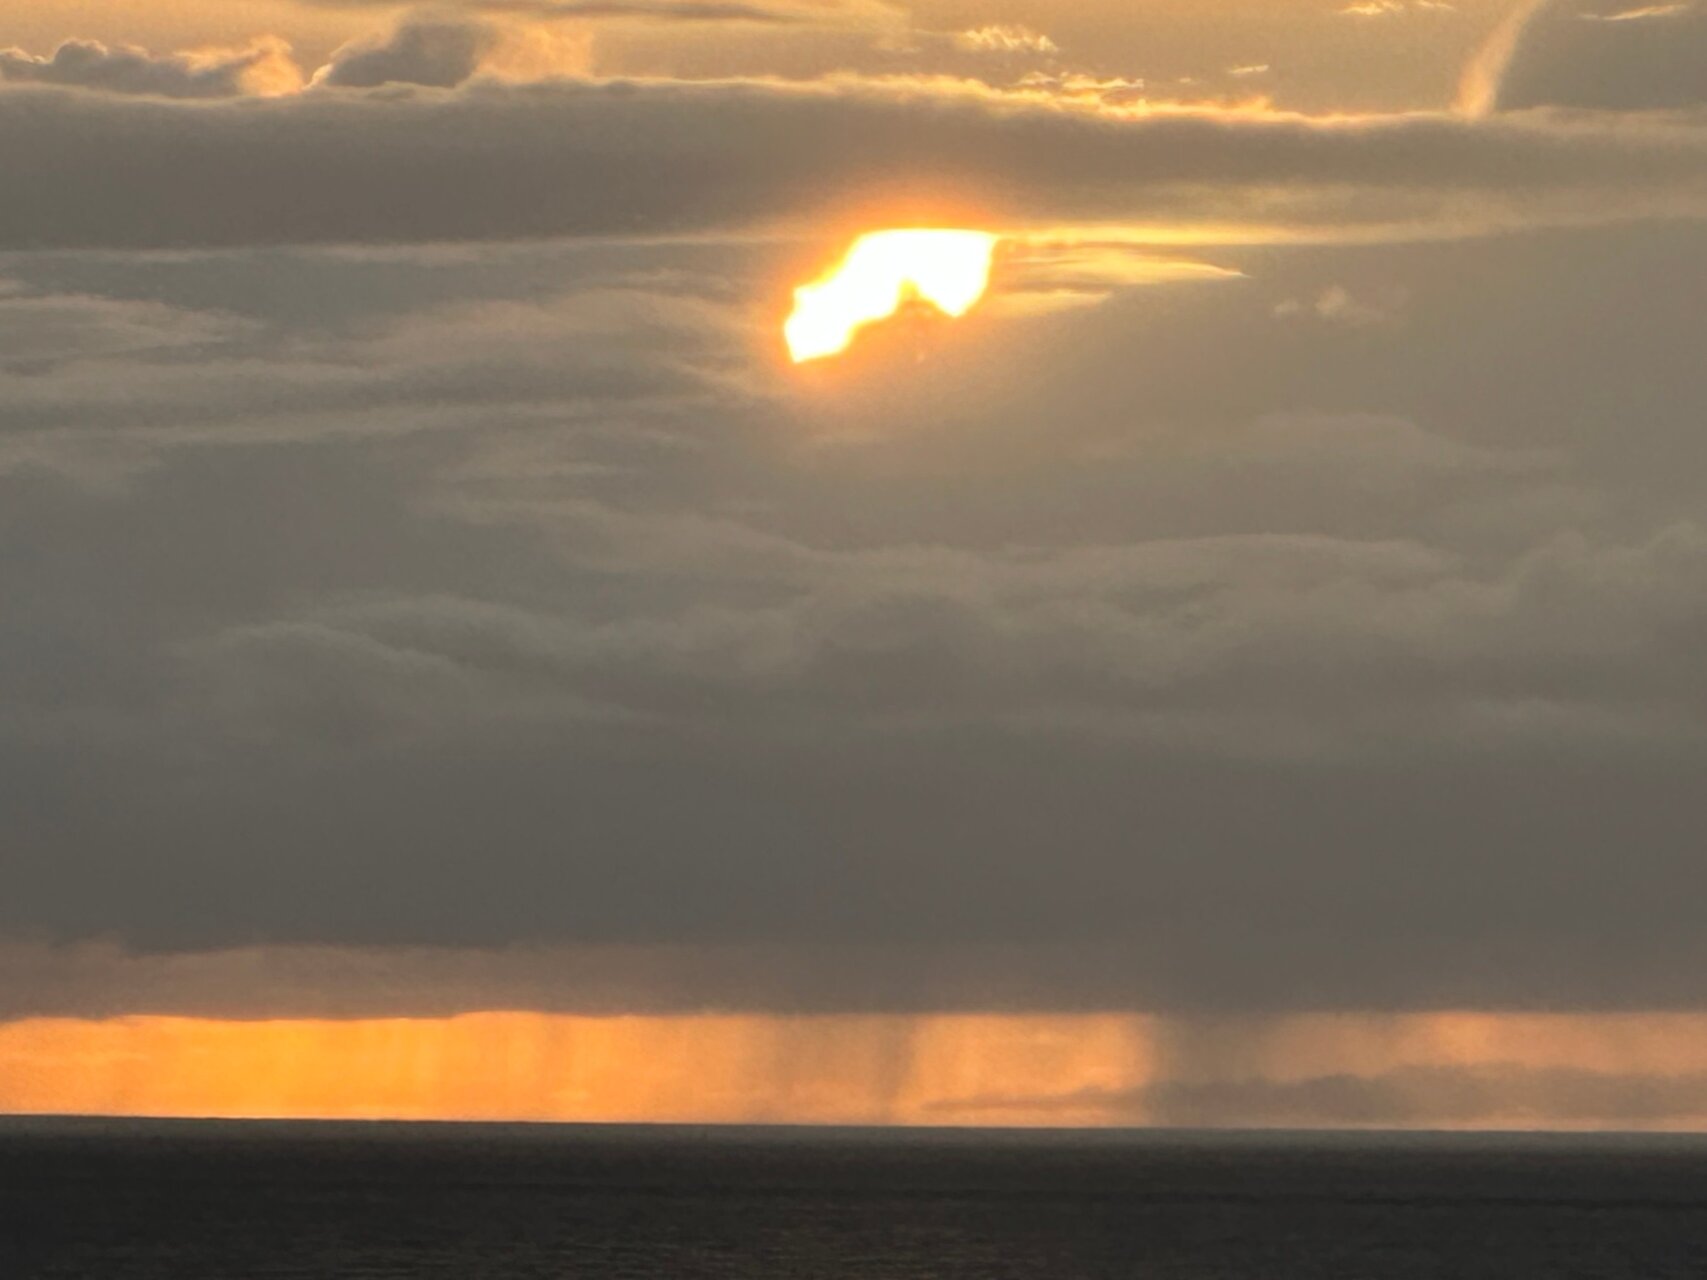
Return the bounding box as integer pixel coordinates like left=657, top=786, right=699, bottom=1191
left=3, top=1119, right=1706, bottom=1278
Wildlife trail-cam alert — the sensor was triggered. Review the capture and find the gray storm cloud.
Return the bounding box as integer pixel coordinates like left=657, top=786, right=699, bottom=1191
left=3, top=3, right=1707, bottom=1042
left=1, top=217, right=1705, bottom=999
left=1497, top=0, right=1707, bottom=111
left=0, top=79, right=1705, bottom=251
left=1143, top=1065, right=1707, bottom=1129
left=314, top=14, right=504, bottom=88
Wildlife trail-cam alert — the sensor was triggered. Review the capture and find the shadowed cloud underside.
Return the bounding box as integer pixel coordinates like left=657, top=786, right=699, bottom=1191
left=3, top=0, right=1707, bottom=1132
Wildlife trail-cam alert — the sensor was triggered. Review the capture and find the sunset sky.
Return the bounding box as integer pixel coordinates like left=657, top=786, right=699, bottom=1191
left=4, top=0, right=1707, bottom=1131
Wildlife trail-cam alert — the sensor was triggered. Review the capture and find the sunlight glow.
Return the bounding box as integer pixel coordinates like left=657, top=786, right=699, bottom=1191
left=10, top=1010, right=1707, bottom=1129
left=785, top=230, right=999, bottom=363
left=0, top=1013, right=1154, bottom=1127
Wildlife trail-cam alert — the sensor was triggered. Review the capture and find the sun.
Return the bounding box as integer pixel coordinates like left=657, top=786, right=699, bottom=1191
left=785, top=229, right=1000, bottom=363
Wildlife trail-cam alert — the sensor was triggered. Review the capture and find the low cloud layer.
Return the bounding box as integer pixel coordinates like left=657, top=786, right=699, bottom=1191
left=3, top=2, right=1707, bottom=1085
left=0, top=37, right=304, bottom=98
left=1, top=78, right=1705, bottom=252
left=314, top=15, right=503, bottom=88
left=2, top=215, right=1706, bottom=1018
left=1498, top=0, right=1707, bottom=111
left=1146, top=1065, right=1707, bottom=1129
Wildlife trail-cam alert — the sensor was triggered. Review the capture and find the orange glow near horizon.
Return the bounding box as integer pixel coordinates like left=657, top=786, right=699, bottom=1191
left=10, top=1011, right=1707, bottom=1130
left=0, top=1013, right=1155, bottom=1127
left=785, top=230, right=999, bottom=363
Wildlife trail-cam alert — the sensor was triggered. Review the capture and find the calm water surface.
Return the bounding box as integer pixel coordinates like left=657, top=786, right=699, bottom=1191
left=4, top=1119, right=1707, bottom=1278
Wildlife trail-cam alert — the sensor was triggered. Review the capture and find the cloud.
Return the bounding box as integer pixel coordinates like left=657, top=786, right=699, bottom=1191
left=1272, top=283, right=1404, bottom=326
left=0, top=279, right=721, bottom=472
left=0, top=292, right=249, bottom=369
left=0, top=208, right=1705, bottom=1011
left=475, top=0, right=805, bottom=20
left=1145, top=1064, right=1707, bottom=1128
left=311, top=0, right=834, bottom=19
left=1011, top=71, right=1150, bottom=106
left=0, top=37, right=304, bottom=99
left=954, top=25, right=1059, bottom=56
left=1584, top=3, right=1695, bottom=22
left=0, top=939, right=1159, bottom=1020
left=1341, top=0, right=1456, bottom=16
left=314, top=14, right=505, bottom=88
left=1, top=77, right=1705, bottom=252
left=955, top=1061, right=1707, bottom=1129
left=177, top=508, right=1707, bottom=768
left=15, top=953, right=1707, bottom=1131
left=1494, top=0, right=1707, bottom=111
left=994, top=243, right=1242, bottom=313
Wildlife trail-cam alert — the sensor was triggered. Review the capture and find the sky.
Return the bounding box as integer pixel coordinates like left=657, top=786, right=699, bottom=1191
left=3, top=0, right=1707, bottom=1130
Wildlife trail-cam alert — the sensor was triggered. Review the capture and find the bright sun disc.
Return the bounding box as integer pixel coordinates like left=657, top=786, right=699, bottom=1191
left=785, top=229, right=999, bottom=363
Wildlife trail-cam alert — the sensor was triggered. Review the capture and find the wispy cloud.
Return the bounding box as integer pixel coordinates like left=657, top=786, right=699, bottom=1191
left=955, top=25, right=1059, bottom=56
left=1342, top=0, right=1455, bottom=17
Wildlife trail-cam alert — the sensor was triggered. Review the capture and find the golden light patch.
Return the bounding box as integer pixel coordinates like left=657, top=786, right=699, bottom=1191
left=0, top=1013, right=1155, bottom=1126
left=785, top=230, right=999, bottom=363
left=10, top=1011, right=1707, bottom=1129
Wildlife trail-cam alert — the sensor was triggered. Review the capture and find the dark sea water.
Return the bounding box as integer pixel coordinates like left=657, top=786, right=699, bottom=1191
left=4, top=1119, right=1707, bottom=1279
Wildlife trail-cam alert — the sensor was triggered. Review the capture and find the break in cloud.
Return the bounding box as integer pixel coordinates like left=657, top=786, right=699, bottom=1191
left=2, top=0, right=1707, bottom=1127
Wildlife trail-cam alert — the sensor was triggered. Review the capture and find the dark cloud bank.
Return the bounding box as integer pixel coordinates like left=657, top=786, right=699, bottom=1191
left=3, top=214, right=1707, bottom=1020
left=1, top=78, right=1706, bottom=251
left=1498, top=0, right=1707, bottom=113
left=3, top=11, right=1707, bottom=1040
